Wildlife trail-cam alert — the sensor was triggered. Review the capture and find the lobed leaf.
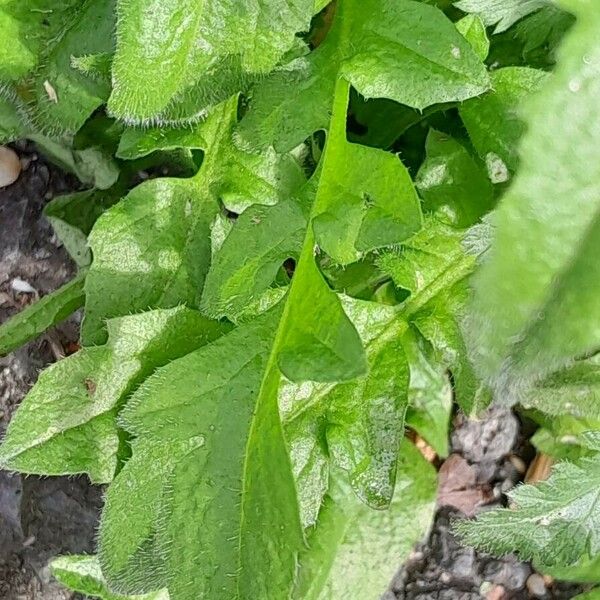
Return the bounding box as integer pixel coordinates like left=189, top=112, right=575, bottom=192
left=456, top=455, right=600, bottom=568
left=82, top=96, right=303, bottom=345
left=238, top=0, right=490, bottom=152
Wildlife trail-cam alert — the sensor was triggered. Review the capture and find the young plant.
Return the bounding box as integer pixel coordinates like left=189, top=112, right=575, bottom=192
left=0, top=0, right=597, bottom=598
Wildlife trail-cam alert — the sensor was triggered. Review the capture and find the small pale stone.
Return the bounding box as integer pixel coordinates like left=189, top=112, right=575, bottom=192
left=0, top=146, right=21, bottom=188
left=526, top=573, right=547, bottom=597
left=11, top=278, right=36, bottom=294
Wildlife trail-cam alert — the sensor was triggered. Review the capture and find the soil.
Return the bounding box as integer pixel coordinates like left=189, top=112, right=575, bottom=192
left=389, top=409, right=586, bottom=600
left=0, top=146, right=586, bottom=600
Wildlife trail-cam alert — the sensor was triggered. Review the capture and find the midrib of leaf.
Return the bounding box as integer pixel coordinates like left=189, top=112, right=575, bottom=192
left=402, top=250, right=476, bottom=319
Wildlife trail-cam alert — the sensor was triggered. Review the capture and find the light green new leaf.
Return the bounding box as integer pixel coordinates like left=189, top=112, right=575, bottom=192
left=0, top=272, right=85, bottom=357
left=467, top=8, right=600, bottom=393
left=0, top=307, right=226, bottom=483
left=456, top=14, right=490, bottom=60
left=82, top=96, right=303, bottom=345
left=238, top=0, right=490, bottom=152
left=416, top=129, right=494, bottom=227
left=460, top=67, right=548, bottom=176
left=52, top=555, right=168, bottom=600
left=454, top=0, right=548, bottom=33
left=312, top=79, right=422, bottom=264
left=108, top=0, right=314, bottom=122
left=0, top=0, right=115, bottom=138
left=456, top=455, right=600, bottom=568
left=293, top=443, right=437, bottom=600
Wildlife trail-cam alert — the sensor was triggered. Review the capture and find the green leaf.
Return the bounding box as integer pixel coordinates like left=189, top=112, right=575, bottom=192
left=201, top=197, right=307, bottom=320
left=454, top=0, right=548, bottom=33
left=312, top=78, right=422, bottom=264
left=377, top=219, right=488, bottom=416
left=44, top=187, right=124, bottom=267
left=456, top=14, right=490, bottom=61
left=108, top=0, right=315, bottom=122
left=571, top=590, right=600, bottom=600
left=282, top=297, right=411, bottom=520
left=238, top=0, right=490, bottom=152
left=415, top=129, right=494, bottom=227
left=96, top=82, right=426, bottom=599
left=543, top=554, right=600, bottom=584
left=0, top=272, right=85, bottom=357
left=0, top=307, right=226, bottom=483
left=521, top=356, right=600, bottom=419
left=403, top=329, right=452, bottom=457
left=51, top=555, right=169, bottom=600
left=116, top=124, right=206, bottom=160
left=467, top=8, right=600, bottom=393
left=530, top=413, right=600, bottom=461
left=0, top=0, right=115, bottom=138
left=455, top=455, right=600, bottom=569
left=459, top=66, right=548, bottom=176
left=293, top=442, right=437, bottom=600
left=99, top=309, right=307, bottom=599
left=82, top=96, right=304, bottom=345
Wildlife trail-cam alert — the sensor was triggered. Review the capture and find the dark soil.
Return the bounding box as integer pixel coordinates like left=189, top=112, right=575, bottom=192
left=390, top=409, right=585, bottom=600
left=0, top=143, right=102, bottom=600
left=0, top=145, right=586, bottom=600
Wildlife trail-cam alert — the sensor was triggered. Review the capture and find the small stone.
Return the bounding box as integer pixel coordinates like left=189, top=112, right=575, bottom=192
left=508, top=455, right=527, bottom=474
left=11, top=278, right=36, bottom=294
left=526, top=573, right=547, bottom=597
left=0, top=146, right=21, bottom=188
left=486, top=584, right=506, bottom=600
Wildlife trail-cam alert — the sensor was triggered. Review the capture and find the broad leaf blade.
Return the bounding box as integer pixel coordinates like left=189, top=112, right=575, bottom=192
left=238, top=0, right=490, bottom=152
left=108, top=0, right=314, bottom=122
left=293, top=443, right=437, bottom=600
left=0, top=307, right=226, bottom=482
left=467, top=7, right=600, bottom=393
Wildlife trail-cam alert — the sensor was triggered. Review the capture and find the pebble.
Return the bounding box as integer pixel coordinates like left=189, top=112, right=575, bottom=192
left=11, top=278, right=36, bottom=294
left=526, top=573, right=547, bottom=597
left=485, top=584, right=506, bottom=600
left=0, top=146, right=21, bottom=188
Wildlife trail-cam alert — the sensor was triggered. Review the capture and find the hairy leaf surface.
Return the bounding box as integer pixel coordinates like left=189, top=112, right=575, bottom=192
left=82, top=97, right=303, bottom=345
left=0, top=307, right=225, bottom=482
left=52, top=555, right=168, bottom=600
left=108, top=0, right=314, bottom=122
left=456, top=455, right=600, bottom=568
left=468, top=6, right=600, bottom=393
left=238, top=0, right=490, bottom=152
